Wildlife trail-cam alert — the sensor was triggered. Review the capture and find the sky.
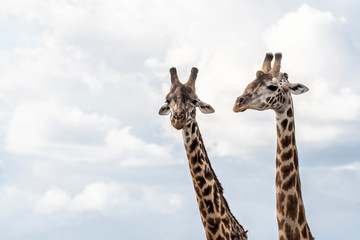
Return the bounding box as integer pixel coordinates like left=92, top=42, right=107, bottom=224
left=0, top=0, right=359, bottom=239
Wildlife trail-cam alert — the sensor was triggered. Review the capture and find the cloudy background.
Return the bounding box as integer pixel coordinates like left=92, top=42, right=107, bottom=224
left=0, top=0, right=359, bottom=239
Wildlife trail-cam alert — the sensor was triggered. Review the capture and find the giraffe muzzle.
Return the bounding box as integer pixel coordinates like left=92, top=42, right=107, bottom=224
left=233, top=96, right=248, bottom=112
left=171, top=111, right=186, bottom=129
left=171, top=119, right=184, bottom=130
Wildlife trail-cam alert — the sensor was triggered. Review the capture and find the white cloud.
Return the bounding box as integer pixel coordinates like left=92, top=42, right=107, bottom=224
left=35, top=182, right=183, bottom=215
left=5, top=100, right=116, bottom=156
left=334, top=162, right=360, bottom=171
left=0, top=185, right=36, bottom=218
left=5, top=100, right=178, bottom=166
left=141, top=187, right=183, bottom=214
left=297, top=123, right=342, bottom=143
left=35, top=183, right=128, bottom=214
left=35, top=187, right=71, bottom=214
left=70, top=182, right=128, bottom=211
left=80, top=72, right=103, bottom=93
left=299, top=80, right=360, bottom=121
left=265, top=4, right=339, bottom=60
left=261, top=4, right=360, bottom=144
left=264, top=4, right=359, bottom=88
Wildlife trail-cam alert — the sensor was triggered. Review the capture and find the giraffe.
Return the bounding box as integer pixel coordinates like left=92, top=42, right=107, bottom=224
left=233, top=53, right=314, bottom=240
left=159, top=67, right=248, bottom=240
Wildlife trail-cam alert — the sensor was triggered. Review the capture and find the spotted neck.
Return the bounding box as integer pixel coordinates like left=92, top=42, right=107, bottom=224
left=182, top=120, right=247, bottom=240
left=275, top=101, right=314, bottom=240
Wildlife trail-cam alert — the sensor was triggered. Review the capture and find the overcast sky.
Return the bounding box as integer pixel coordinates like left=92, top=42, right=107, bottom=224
left=0, top=0, right=359, bottom=239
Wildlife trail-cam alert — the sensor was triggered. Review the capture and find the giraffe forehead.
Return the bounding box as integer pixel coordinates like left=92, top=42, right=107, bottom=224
left=279, top=79, right=290, bottom=88
left=275, top=73, right=290, bottom=86
left=168, top=85, right=196, bottom=102
left=245, top=78, right=267, bottom=92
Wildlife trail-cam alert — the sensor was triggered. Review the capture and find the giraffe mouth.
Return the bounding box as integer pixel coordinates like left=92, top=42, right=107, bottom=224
left=233, top=96, right=249, bottom=113
left=171, top=120, right=184, bottom=130
left=233, top=102, right=248, bottom=112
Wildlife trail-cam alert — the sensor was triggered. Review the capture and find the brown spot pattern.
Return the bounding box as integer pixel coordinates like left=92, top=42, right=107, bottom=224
left=282, top=173, right=296, bottom=191
left=195, top=187, right=201, bottom=197
left=296, top=178, right=302, bottom=198
left=278, top=219, right=285, bottom=230
left=200, top=200, right=207, bottom=218
left=216, top=235, right=225, bottom=240
left=276, top=173, right=282, bottom=187
left=277, top=192, right=286, bottom=215
left=298, top=204, right=305, bottom=225
left=189, top=138, right=198, bottom=153
left=285, top=223, right=300, bottom=240
left=281, top=135, right=292, bottom=149
left=203, top=185, right=212, bottom=196
left=277, top=125, right=281, bottom=138
left=286, top=194, right=298, bottom=221
left=208, top=217, right=221, bottom=234
left=281, top=119, right=288, bottom=131
left=281, top=163, right=294, bottom=179
left=196, top=176, right=206, bottom=189
left=281, top=148, right=293, bottom=161
left=193, top=166, right=202, bottom=174
left=205, top=199, right=214, bottom=214
left=287, top=108, right=293, bottom=117
left=293, top=149, right=299, bottom=170
left=288, top=121, right=293, bottom=131
left=301, top=225, right=308, bottom=238
left=205, top=166, right=214, bottom=180
left=291, top=132, right=296, bottom=145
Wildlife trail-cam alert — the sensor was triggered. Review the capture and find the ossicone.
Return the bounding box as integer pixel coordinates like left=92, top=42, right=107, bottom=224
left=256, top=70, right=265, bottom=78
left=185, top=67, right=198, bottom=90
left=170, top=67, right=180, bottom=87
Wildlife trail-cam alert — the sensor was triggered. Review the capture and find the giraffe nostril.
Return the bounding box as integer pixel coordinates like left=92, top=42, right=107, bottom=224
left=173, top=112, right=184, bottom=120
left=238, top=97, right=245, bottom=104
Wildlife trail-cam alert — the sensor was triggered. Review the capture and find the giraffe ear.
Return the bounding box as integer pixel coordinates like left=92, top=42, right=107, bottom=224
left=288, top=83, right=309, bottom=95
left=159, top=103, right=171, bottom=115
left=198, top=100, right=215, bottom=114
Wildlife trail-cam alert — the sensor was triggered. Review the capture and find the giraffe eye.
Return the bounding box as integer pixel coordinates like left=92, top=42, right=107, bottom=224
left=165, top=99, right=170, bottom=104
left=267, top=85, right=278, bottom=91
left=192, top=100, right=198, bottom=105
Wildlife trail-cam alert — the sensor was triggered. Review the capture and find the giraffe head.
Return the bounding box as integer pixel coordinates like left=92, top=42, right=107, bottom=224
left=233, top=53, right=309, bottom=113
left=159, top=67, right=215, bottom=130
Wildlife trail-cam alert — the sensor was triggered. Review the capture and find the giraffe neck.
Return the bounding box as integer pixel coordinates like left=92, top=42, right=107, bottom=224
left=275, top=102, right=314, bottom=240
left=182, top=120, right=247, bottom=240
